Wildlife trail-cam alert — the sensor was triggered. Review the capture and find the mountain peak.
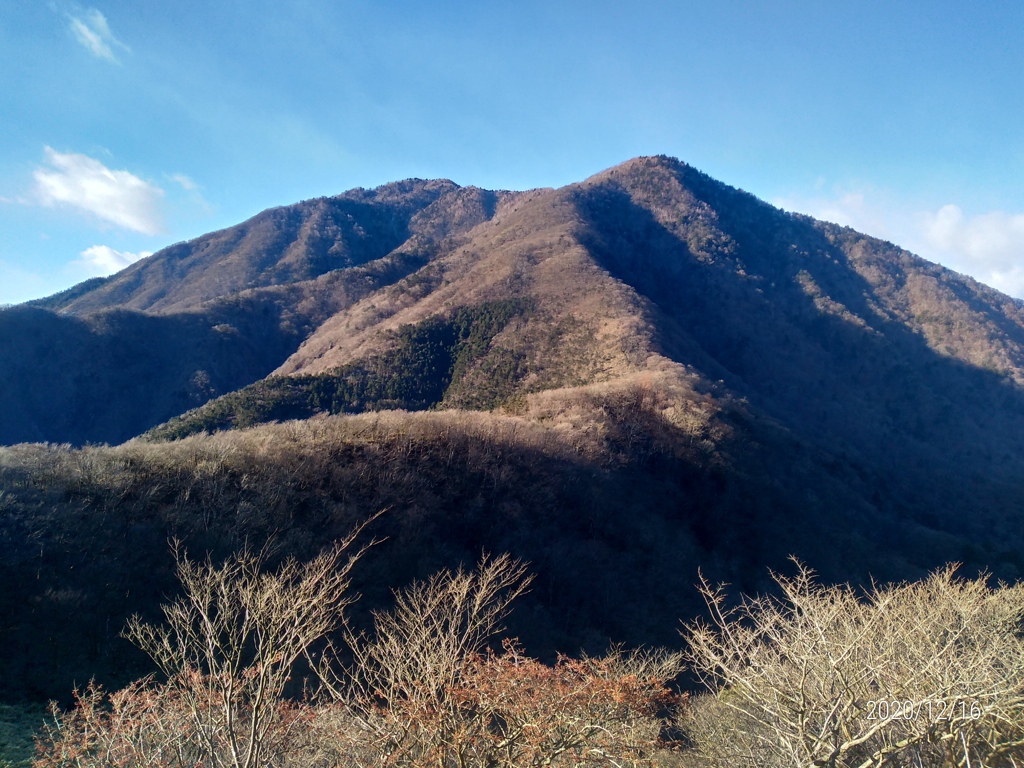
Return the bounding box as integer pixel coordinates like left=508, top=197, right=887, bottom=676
left=583, top=154, right=688, bottom=184
left=8, top=156, right=1024, bottom=708
left=336, top=177, right=462, bottom=206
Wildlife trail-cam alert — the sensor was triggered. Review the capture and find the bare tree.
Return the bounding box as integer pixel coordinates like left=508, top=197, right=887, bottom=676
left=313, top=553, right=531, bottom=766
left=118, top=525, right=375, bottom=768
left=345, top=552, right=533, bottom=703
left=314, top=553, right=682, bottom=768
left=680, top=561, right=1024, bottom=768
left=35, top=544, right=683, bottom=768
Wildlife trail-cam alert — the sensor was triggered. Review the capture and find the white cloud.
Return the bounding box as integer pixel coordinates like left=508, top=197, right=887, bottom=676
left=920, top=205, right=1024, bottom=298
left=170, top=173, right=199, bottom=191
left=923, top=205, right=1024, bottom=268
left=774, top=187, right=1024, bottom=299
left=774, top=187, right=901, bottom=243
left=67, top=8, right=129, bottom=63
left=33, top=147, right=165, bottom=235
left=77, top=245, right=151, bottom=275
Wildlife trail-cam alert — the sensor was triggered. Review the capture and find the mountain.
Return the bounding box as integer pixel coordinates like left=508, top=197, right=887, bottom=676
left=3, top=156, right=1024, bottom=702
left=3, top=180, right=516, bottom=445
left=108, top=156, right=1024, bottom=543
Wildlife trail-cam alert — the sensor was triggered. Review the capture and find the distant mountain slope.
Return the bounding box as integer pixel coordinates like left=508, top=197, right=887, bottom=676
left=276, top=185, right=652, bottom=383
left=0, top=302, right=296, bottom=445
left=43, top=180, right=514, bottom=315
left=9, top=157, right=1024, bottom=532
left=5, top=156, right=1024, bottom=703
left=566, top=157, right=1024, bottom=540
left=157, top=158, right=1024, bottom=537
left=2, top=181, right=517, bottom=444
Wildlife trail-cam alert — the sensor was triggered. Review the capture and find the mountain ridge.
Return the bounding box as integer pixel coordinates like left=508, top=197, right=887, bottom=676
left=105, top=154, right=1024, bottom=554
left=41, top=178, right=519, bottom=316
left=4, top=155, right=1024, bottom=701
left=10, top=155, right=1024, bottom=498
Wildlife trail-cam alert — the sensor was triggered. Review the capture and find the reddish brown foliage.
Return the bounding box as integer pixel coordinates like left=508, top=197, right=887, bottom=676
left=34, top=676, right=315, bottom=768
left=453, top=643, right=683, bottom=767
left=340, top=641, right=684, bottom=768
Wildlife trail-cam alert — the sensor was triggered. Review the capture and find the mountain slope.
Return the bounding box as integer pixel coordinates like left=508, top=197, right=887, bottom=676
left=153, top=156, right=1024, bottom=546
left=4, top=156, right=1024, bottom=702
left=568, top=157, right=1024, bottom=540
left=42, top=180, right=514, bottom=315
left=2, top=181, right=518, bottom=444
left=12, top=154, right=1024, bottom=542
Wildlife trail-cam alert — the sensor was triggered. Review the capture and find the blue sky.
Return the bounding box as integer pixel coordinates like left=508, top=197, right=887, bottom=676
left=3, top=1, right=1024, bottom=304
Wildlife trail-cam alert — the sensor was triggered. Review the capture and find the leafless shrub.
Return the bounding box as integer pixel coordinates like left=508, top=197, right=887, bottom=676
left=29, top=510, right=684, bottom=768
left=680, top=561, right=1024, bottom=768
left=36, top=519, right=376, bottom=768
left=342, top=553, right=533, bottom=705
left=317, top=554, right=683, bottom=767
left=34, top=678, right=323, bottom=768
left=449, top=642, right=684, bottom=767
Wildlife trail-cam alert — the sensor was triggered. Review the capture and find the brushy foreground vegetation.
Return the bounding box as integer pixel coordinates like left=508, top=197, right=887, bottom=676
left=681, top=563, right=1024, bottom=768
left=33, top=545, right=684, bottom=768
left=27, top=530, right=1024, bottom=768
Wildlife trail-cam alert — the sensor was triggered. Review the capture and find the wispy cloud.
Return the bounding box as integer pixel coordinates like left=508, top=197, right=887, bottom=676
left=170, top=173, right=198, bottom=191
left=76, top=245, right=151, bottom=275
left=67, top=7, right=129, bottom=63
left=774, top=187, right=1024, bottom=299
left=774, top=185, right=900, bottom=243
left=923, top=205, right=1024, bottom=267
left=33, top=147, right=165, bottom=235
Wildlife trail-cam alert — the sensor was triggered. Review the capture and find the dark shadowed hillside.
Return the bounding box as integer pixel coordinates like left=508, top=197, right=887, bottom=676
left=3, top=156, right=1024, bottom=703
left=0, top=388, right=974, bottom=703
left=571, top=158, right=1024, bottom=544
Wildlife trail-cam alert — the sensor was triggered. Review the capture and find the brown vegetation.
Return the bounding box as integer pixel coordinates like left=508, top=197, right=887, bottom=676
left=680, top=563, right=1024, bottom=767
left=8, top=156, right=1024, bottom=558
left=0, top=370, right=1011, bottom=705
left=6, top=156, right=1024, bottom=756
left=34, top=551, right=683, bottom=768
left=30, top=539, right=1024, bottom=768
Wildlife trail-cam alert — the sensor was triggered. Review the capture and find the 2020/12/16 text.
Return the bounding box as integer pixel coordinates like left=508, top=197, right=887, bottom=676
left=867, top=699, right=982, bottom=721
